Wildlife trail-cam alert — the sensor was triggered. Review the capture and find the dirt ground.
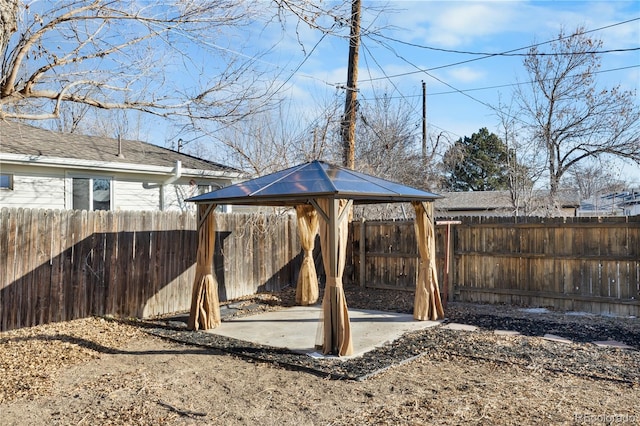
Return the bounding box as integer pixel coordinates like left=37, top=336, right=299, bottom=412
left=1, top=290, right=639, bottom=425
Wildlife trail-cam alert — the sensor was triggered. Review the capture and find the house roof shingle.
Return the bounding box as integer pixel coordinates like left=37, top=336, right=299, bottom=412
left=0, top=120, right=239, bottom=174
left=436, top=190, right=581, bottom=215
left=436, top=191, right=513, bottom=211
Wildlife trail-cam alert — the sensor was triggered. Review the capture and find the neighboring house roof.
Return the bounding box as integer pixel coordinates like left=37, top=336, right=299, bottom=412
left=617, top=191, right=640, bottom=207
left=436, top=191, right=513, bottom=212
left=578, top=190, right=640, bottom=216
left=436, top=190, right=580, bottom=216
left=0, top=120, right=243, bottom=178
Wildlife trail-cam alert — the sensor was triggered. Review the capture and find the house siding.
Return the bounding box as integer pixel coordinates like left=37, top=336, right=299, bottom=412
left=163, top=183, right=199, bottom=212
left=1, top=121, right=242, bottom=212
left=114, top=180, right=161, bottom=211
left=0, top=169, right=66, bottom=209
left=0, top=164, right=221, bottom=212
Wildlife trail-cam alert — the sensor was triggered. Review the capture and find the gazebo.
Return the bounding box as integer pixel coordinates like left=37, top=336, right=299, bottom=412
left=186, top=160, right=443, bottom=356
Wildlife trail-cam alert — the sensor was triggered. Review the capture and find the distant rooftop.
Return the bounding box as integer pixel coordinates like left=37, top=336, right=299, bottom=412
left=578, top=190, right=640, bottom=216
left=435, top=190, right=580, bottom=217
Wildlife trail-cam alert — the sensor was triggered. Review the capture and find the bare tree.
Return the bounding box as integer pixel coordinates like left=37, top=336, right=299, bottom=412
left=1, top=0, right=379, bottom=178
left=348, top=92, right=442, bottom=219
left=355, top=92, right=434, bottom=189
left=0, top=0, right=17, bottom=55
left=565, top=160, right=627, bottom=200
left=211, top=105, right=304, bottom=176
left=183, top=94, right=342, bottom=177
left=495, top=97, right=544, bottom=216
left=0, top=1, right=283, bottom=124
left=516, top=27, right=640, bottom=209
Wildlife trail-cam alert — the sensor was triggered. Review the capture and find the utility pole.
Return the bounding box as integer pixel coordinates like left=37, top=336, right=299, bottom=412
left=341, top=0, right=361, bottom=170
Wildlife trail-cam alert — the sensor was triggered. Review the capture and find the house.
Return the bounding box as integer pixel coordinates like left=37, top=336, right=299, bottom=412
left=435, top=190, right=580, bottom=217
left=435, top=191, right=514, bottom=217
left=577, top=190, right=640, bottom=216
left=0, top=120, right=244, bottom=212
left=620, top=191, right=640, bottom=216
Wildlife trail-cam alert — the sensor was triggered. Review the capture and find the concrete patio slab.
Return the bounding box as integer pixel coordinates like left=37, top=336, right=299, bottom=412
left=441, top=323, right=478, bottom=332
left=542, top=333, right=573, bottom=344
left=592, top=340, right=635, bottom=350
left=206, top=306, right=441, bottom=359
left=494, top=330, right=521, bottom=336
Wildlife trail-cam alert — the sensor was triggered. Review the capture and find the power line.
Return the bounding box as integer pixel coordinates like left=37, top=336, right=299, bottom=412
left=358, top=40, right=465, bottom=142
left=360, top=17, right=640, bottom=83
left=372, top=17, right=640, bottom=56
left=356, top=43, right=534, bottom=133
left=373, top=35, right=639, bottom=57
left=357, top=64, right=640, bottom=102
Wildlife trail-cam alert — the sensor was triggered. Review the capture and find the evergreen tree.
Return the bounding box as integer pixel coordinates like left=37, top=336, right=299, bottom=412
left=442, top=128, right=511, bottom=191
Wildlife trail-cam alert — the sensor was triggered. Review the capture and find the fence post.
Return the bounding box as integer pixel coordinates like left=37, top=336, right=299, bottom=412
left=436, top=220, right=461, bottom=306
left=359, top=218, right=366, bottom=287
left=447, top=223, right=457, bottom=304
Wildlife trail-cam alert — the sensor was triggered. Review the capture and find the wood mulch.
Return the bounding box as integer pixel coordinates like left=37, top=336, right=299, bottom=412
left=1, top=284, right=639, bottom=424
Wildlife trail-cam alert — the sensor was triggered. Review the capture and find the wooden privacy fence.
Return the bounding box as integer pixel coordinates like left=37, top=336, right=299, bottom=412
left=349, top=216, right=640, bottom=317
left=348, top=219, right=448, bottom=291
left=453, top=216, right=640, bottom=316
left=3, top=207, right=639, bottom=331
left=0, top=208, right=299, bottom=331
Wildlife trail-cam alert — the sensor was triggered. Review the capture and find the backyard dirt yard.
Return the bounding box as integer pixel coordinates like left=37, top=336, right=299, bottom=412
left=1, top=286, right=639, bottom=425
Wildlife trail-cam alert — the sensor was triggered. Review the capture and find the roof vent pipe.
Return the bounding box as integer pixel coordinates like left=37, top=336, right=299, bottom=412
left=117, top=135, right=125, bottom=159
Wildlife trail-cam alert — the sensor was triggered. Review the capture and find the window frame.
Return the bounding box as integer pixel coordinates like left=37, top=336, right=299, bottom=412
left=0, top=173, right=13, bottom=190
left=67, top=174, right=114, bottom=211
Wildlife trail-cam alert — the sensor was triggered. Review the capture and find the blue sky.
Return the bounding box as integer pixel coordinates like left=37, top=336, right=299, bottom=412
left=261, top=1, right=639, bottom=130
left=130, top=1, right=638, bottom=184
left=232, top=0, right=640, bottom=184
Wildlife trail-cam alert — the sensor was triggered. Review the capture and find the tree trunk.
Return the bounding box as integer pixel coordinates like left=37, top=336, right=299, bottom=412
left=0, top=0, right=18, bottom=60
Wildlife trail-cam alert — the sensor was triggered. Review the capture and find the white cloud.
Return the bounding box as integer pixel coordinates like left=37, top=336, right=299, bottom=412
left=447, top=66, right=486, bottom=83
left=382, top=1, right=523, bottom=47
left=430, top=4, right=518, bottom=46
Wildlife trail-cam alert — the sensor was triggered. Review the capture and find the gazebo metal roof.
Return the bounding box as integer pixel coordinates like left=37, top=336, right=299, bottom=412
left=186, top=160, right=441, bottom=206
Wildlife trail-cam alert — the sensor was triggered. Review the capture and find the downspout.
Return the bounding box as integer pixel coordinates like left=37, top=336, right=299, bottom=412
left=160, top=160, right=182, bottom=210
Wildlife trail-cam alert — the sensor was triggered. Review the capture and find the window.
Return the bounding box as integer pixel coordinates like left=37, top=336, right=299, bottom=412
left=72, top=177, right=112, bottom=210
left=198, top=184, right=212, bottom=195
left=0, top=174, right=13, bottom=190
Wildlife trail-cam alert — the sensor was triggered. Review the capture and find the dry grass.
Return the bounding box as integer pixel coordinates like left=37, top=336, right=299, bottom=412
left=1, top=288, right=639, bottom=425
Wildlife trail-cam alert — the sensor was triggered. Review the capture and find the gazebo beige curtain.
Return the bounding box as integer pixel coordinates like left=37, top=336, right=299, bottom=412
left=188, top=204, right=221, bottom=330
left=412, top=201, right=444, bottom=321
left=295, top=205, right=319, bottom=305
left=314, top=198, right=353, bottom=356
